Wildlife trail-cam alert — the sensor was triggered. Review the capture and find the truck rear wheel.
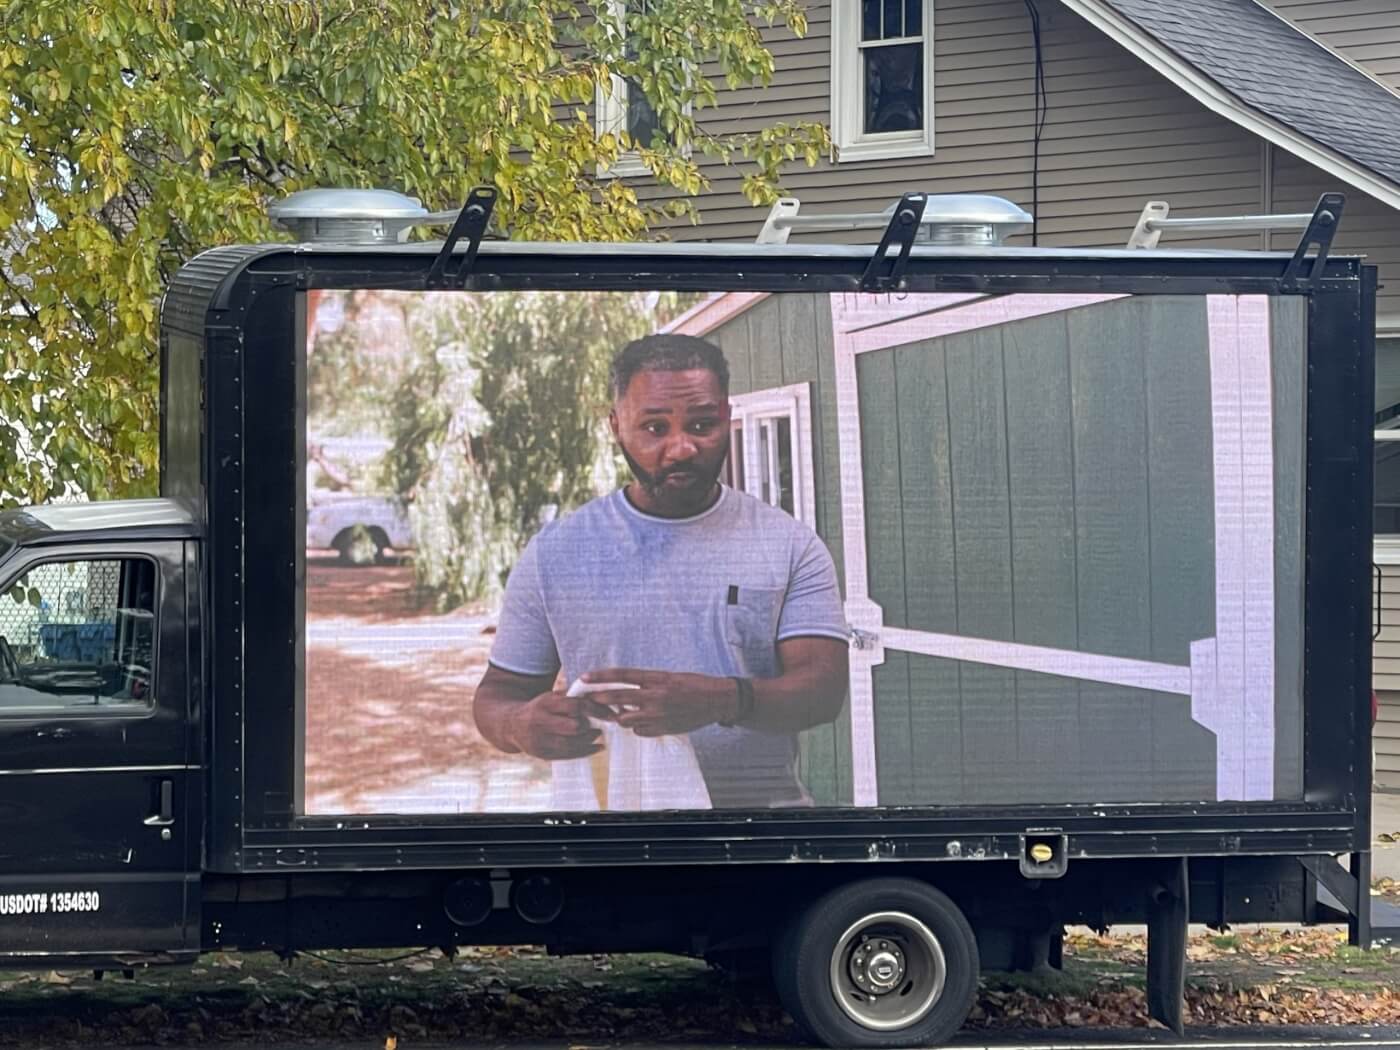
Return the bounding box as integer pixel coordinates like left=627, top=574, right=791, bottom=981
left=773, top=878, right=978, bottom=1048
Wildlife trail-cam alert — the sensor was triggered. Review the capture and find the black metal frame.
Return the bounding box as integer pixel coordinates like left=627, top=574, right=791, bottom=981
left=161, top=239, right=1376, bottom=877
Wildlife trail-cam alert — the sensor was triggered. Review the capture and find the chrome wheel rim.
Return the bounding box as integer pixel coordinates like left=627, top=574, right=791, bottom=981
left=828, top=910, right=947, bottom=1031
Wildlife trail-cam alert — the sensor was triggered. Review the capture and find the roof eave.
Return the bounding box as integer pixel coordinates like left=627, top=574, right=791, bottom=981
left=1059, top=0, right=1400, bottom=214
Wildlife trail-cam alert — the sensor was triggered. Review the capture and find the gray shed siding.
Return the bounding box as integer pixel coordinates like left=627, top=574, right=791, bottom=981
left=1261, top=0, right=1400, bottom=92
left=705, top=293, right=1306, bottom=805
left=855, top=296, right=1303, bottom=804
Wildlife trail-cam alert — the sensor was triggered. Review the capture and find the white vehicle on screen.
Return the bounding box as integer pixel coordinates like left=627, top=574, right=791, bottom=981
left=305, top=492, right=413, bottom=565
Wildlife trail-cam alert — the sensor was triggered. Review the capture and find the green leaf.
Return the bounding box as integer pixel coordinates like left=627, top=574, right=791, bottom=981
left=0, top=0, right=824, bottom=508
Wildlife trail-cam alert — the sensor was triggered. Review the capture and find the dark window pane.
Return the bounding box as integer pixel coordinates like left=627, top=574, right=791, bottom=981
left=758, top=421, right=773, bottom=504
left=624, top=79, right=661, bottom=146
left=905, top=0, right=922, bottom=36
left=885, top=0, right=903, bottom=37
left=776, top=417, right=795, bottom=516
left=730, top=426, right=745, bottom=490
left=864, top=43, right=923, bottom=134
left=1378, top=440, right=1400, bottom=535
left=862, top=0, right=880, bottom=40
left=1377, top=337, right=1400, bottom=416
left=0, top=558, right=156, bottom=713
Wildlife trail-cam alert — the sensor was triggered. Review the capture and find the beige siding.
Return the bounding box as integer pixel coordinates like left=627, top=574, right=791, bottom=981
left=623, top=0, right=1400, bottom=320
left=1268, top=149, right=1400, bottom=321
left=544, top=1, right=1397, bottom=330
left=1380, top=691, right=1400, bottom=788
left=1261, top=1, right=1400, bottom=92
left=648, top=0, right=1271, bottom=251
left=1371, top=574, right=1400, bottom=788
left=1375, top=570, right=1400, bottom=690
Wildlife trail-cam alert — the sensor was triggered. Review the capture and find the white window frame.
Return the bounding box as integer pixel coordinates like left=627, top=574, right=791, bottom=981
left=595, top=0, right=691, bottom=179
left=725, top=382, right=817, bottom=526
left=830, top=0, right=936, bottom=163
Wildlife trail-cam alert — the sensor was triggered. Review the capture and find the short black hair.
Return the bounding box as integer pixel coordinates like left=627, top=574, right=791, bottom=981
left=609, top=334, right=730, bottom=402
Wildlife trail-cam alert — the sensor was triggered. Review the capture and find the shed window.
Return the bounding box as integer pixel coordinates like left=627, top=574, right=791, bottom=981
left=725, top=383, right=816, bottom=526
left=832, top=0, right=935, bottom=162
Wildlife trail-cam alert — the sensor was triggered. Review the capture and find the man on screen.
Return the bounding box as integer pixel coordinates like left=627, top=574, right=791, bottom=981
left=472, top=334, right=850, bottom=809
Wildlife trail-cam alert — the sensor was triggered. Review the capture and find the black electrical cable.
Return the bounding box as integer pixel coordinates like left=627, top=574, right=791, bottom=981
left=1024, top=0, right=1048, bottom=246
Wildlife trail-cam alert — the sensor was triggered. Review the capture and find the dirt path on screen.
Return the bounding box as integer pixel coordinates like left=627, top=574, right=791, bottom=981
left=301, top=558, right=550, bottom=815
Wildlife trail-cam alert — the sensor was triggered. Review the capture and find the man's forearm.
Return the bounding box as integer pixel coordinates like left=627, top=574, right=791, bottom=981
left=473, top=668, right=541, bottom=753
left=740, top=643, right=848, bottom=733
left=475, top=691, right=523, bottom=753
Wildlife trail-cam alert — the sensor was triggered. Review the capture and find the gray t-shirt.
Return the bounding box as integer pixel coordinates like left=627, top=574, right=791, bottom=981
left=488, top=485, right=849, bottom=807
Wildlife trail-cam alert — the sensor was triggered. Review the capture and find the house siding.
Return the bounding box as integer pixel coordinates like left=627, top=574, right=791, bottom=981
left=1377, top=569, right=1400, bottom=694
left=651, top=0, right=1270, bottom=252
left=1261, top=1, right=1400, bottom=93
left=1380, top=692, right=1400, bottom=789
left=1375, top=565, right=1400, bottom=788
left=1268, top=149, right=1400, bottom=322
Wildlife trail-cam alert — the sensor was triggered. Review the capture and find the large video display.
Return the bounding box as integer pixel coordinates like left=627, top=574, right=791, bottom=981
left=299, top=289, right=1305, bottom=815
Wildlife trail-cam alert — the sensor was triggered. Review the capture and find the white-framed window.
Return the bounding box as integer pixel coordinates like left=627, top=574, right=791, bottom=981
left=595, top=0, right=689, bottom=179
left=723, top=383, right=817, bottom=526
left=831, top=0, right=935, bottom=163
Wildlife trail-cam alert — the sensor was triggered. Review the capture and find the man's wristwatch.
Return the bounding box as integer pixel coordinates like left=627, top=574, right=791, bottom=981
left=722, top=676, right=756, bottom=727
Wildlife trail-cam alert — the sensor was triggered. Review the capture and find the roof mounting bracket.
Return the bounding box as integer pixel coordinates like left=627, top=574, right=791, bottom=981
left=757, top=198, right=801, bottom=245
left=426, top=186, right=498, bottom=289
left=1279, top=192, right=1345, bottom=292
left=860, top=192, right=927, bottom=292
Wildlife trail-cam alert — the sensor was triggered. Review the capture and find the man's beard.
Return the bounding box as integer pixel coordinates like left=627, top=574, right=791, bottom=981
left=619, top=435, right=728, bottom=505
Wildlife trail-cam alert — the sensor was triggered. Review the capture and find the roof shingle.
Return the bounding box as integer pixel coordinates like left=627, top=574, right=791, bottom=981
left=1095, top=0, right=1400, bottom=188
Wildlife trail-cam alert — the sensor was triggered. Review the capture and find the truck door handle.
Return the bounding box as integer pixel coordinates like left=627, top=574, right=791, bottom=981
left=144, top=778, right=174, bottom=827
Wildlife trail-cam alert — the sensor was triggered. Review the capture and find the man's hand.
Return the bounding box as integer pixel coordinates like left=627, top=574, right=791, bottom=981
left=579, top=638, right=848, bottom=738
left=580, top=668, right=735, bottom=738
left=506, top=689, right=615, bottom=760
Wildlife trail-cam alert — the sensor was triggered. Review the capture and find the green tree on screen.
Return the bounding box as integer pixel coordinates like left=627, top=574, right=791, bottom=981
left=383, top=290, right=657, bottom=609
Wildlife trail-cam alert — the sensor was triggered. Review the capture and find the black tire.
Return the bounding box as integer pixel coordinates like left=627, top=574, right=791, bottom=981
left=772, top=878, right=978, bottom=1049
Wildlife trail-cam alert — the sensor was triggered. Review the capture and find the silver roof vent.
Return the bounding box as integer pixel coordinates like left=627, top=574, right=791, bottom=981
left=269, top=188, right=460, bottom=244
left=757, top=193, right=1033, bottom=246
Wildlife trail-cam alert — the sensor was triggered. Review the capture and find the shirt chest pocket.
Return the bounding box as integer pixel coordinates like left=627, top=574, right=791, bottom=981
left=724, top=586, right=785, bottom=652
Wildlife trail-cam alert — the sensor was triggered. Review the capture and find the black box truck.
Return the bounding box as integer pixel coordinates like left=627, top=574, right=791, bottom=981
left=0, top=188, right=1384, bottom=1047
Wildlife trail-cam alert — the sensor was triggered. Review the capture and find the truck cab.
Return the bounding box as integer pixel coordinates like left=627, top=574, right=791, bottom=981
left=0, top=499, right=200, bottom=965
